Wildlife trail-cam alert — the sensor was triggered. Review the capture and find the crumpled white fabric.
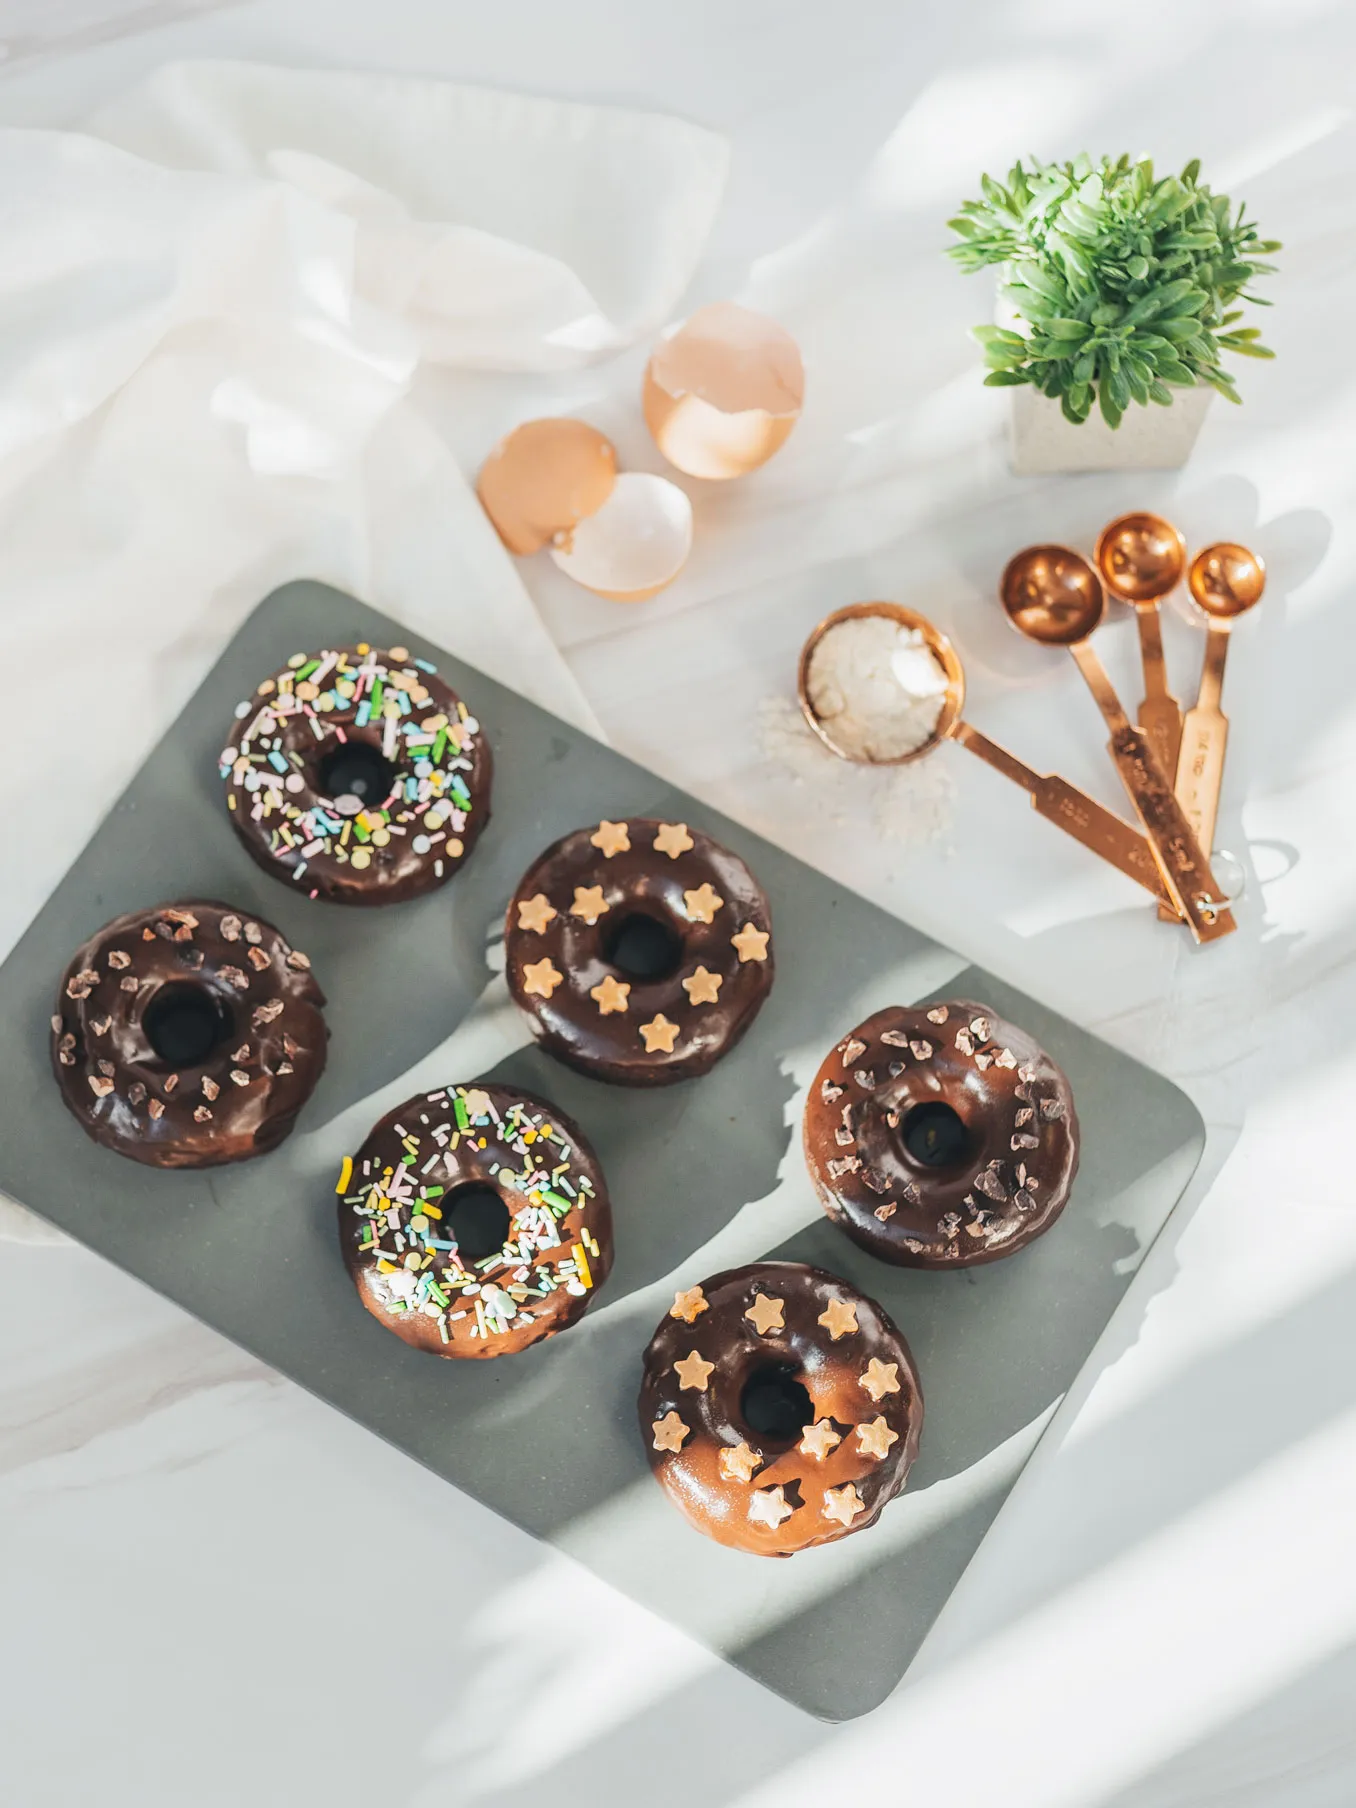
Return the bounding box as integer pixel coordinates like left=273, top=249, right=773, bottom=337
left=0, top=59, right=728, bottom=1241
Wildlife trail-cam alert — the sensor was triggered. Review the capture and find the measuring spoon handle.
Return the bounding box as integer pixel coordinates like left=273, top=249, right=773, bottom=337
left=1069, top=643, right=1236, bottom=944
left=954, top=723, right=1175, bottom=907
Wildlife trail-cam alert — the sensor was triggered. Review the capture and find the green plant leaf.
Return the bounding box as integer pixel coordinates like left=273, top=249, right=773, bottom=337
left=1043, top=317, right=1091, bottom=340
left=983, top=369, right=1029, bottom=386
left=1099, top=384, right=1125, bottom=429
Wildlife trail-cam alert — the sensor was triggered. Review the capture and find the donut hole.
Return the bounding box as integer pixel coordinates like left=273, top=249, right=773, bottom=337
left=445, top=1183, right=512, bottom=1262
left=143, top=982, right=233, bottom=1068
left=900, top=1101, right=972, bottom=1171
left=315, top=740, right=397, bottom=813
left=740, top=1363, right=815, bottom=1446
left=602, top=910, right=683, bottom=983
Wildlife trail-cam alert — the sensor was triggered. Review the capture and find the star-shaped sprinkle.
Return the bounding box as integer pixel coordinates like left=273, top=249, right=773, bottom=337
left=857, top=1416, right=899, bottom=1460
left=818, top=1298, right=859, bottom=1341
left=861, top=1358, right=901, bottom=1402
left=683, top=882, right=724, bottom=924
left=731, top=922, right=770, bottom=963
left=640, top=1013, right=680, bottom=1053
left=822, top=1482, right=866, bottom=1527
left=591, top=975, right=630, bottom=1015
left=799, top=1419, right=842, bottom=1461
left=670, top=1286, right=708, bottom=1323
left=570, top=885, right=609, bottom=925
left=654, top=822, right=694, bottom=859
left=747, top=1486, right=794, bottom=1530
left=651, top=1411, right=690, bottom=1453
left=744, top=1293, right=785, bottom=1336
left=591, top=821, right=631, bottom=858
left=517, top=893, right=557, bottom=934
left=674, top=1350, right=715, bottom=1391
left=522, top=958, right=563, bottom=999
left=463, top=1088, right=491, bottom=1119
left=682, top=965, right=722, bottom=1006
left=719, top=1442, right=762, bottom=1483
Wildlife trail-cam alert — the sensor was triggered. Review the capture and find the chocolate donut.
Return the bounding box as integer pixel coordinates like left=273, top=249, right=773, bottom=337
left=220, top=644, right=491, bottom=905
left=338, top=1084, right=613, bottom=1357
left=638, top=1261, right=922, bottom=1556
left=505, top=818, right=774, bottom=1085
left=804, top=1001, right=1079, bottom=1268
left=52, top=901, right=327, bottom=1168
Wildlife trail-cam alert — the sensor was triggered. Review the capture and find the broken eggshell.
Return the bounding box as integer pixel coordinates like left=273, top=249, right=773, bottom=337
left=643, top=301, right=805, bottom=480
left=476, top=418, right=617, bottom=556
left=549, top=472, right=693, bottom=603
left=477, top=417, right=693, bottom=602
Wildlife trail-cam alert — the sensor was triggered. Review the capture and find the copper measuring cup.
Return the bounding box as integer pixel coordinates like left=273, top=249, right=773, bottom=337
left=1095, top=511, right=1187, bottom=781
left=1174, top=542, right=1267, bottom=858
left=797, top=602, right=1174, bottom=906
left=999, top=547, right=1235, bottom=944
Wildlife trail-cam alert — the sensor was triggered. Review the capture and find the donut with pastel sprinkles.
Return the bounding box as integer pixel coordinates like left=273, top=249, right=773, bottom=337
left=338, top=1084, right=613, bottom=1358
left=504, top=818, right=774, bottom=1086
left=220, top=643, right=492, bottom=906
left=638, top=1261, right=922, bottom=1556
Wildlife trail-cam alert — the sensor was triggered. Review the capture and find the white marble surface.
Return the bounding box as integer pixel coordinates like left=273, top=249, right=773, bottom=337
left=3, top=4, right=1356, bottom=1805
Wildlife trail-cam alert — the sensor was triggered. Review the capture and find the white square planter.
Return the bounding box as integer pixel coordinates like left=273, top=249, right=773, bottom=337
left=1008, top=382, right=1213, bottom=476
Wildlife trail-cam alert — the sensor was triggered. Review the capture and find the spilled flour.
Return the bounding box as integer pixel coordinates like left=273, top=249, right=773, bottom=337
left=757, top=698, right=954, bottom=845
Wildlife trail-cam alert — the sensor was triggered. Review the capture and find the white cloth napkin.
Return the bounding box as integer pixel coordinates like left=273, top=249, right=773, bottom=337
left=0, top=59, right=728, bottom=1240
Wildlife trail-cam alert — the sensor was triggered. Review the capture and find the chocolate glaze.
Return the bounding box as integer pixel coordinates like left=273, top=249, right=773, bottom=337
left=52, top=901, right=327, bottom=1169
left=505, top=819, right=774, bottom=1086
left=804, top=1001, right=1080, bottom=1268
left=638, top=1261, right=922, bottom=1556
left=221, top=645, right=492, bottom=906
left=338, top=1084, right=613, bottom=1358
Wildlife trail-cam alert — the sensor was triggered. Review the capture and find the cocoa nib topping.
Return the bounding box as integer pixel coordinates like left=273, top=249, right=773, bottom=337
left=1040, top=1097, right=1065, bottom=1120
left=247, top=946, right=271, bottom=971
left=909, top=1040, right=933, bottom=1060
left=874, top=1201, right=897, bottom=1220
left=107, top=950, right=131, bottom=970
left=926, top=1006, right=949, bottom=1024
left=854, top=1068, right=876, bottom=1089
left=219, top=966, right=249, bottom=990
left=839, top=1038, right=866, bottom=1065
left=202, top=1076, right=220, bottom=1101
left=285, top=949, right=311, bottom=971
left=243, top=922, right=263, bottom=945
left=128, top=1082, right=147, bottom=1106
left=820, top=1080, right=843, bottom=1104
left=220, top=915, right=242, bottom=942
left=148, top=1099, right=165, bottom=1120
left=253, top=999, right=284, bottom=1027
left=879, top=1029, right=910, bottom=1049
left=88, top=1076, right=114, bottom=1098
left=66, top=969, right=99, bottom=1000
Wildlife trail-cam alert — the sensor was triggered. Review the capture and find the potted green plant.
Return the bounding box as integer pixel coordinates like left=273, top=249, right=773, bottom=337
left=947, top=155, right=1279, bottom=474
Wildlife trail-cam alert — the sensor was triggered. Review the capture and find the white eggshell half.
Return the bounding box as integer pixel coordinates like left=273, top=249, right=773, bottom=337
left=549, top=472, right=693, bottom=602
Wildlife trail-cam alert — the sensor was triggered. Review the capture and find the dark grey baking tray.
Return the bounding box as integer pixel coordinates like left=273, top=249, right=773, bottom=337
left=0, top=582, right=1204, bottom=1721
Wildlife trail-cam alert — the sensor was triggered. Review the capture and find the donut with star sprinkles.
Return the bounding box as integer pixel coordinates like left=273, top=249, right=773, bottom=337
left=219, top=644, right=492, bottom=906
left=338, top=1084, right=613, bottom=1357
left=504, top=818, right=774, bottom=1085
left=638, top=1261, right=922, bottom=1556
left=51, top=900, right=328, bottom=1168
left=803, top=1001, right=1080, bottom=1268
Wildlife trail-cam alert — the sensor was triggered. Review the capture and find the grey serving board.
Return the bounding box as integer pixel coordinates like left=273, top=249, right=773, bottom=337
left=0, top=582, right=1204, bottom=1721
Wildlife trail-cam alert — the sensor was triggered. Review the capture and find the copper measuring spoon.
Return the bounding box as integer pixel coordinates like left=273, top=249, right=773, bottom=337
left=1174, top=542, right=1266, bottom=859
left=999, top=547, right=1235, bottom=944
left=1095, top=511, right=1187, bottom=782
left=797, top=602, right=1174, bottom=907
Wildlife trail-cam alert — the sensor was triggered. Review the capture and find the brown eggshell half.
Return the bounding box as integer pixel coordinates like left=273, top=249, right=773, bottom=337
left=643, top=301, right=805, bottom=480
left=476, top=418, right=618, bottom=555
